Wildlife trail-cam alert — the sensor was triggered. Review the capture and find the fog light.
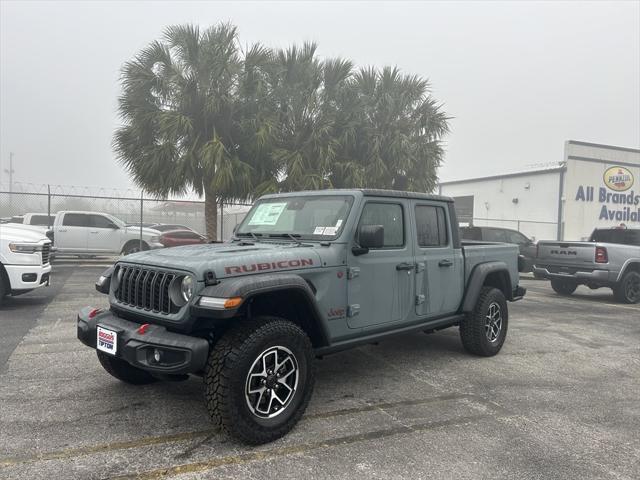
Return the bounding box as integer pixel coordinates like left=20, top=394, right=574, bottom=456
left=153, top=349, right=162, bottom=363
left=22, top=273, right=37, bottom=282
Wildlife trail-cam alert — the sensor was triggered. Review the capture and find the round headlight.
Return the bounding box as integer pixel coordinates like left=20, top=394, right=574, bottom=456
left=180, top=275, right=194, bottom=302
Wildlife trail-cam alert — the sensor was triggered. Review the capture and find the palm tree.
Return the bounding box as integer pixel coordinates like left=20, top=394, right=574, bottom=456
left=114, top=23, right=274, bottom=240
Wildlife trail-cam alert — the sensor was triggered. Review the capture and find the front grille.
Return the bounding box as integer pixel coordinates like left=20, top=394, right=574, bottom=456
left=114, top=266, right=177, bottom=314
left=41, top=243, right=51, bottom=265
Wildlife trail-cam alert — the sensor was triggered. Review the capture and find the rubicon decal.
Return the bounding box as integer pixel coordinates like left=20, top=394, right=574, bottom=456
left=225, top=258, right=314, bottom=275
left=604, top=166, right=634, bottom=192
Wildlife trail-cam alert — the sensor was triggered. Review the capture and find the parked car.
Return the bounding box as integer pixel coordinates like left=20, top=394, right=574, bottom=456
left=460, top=226, right=537, bottom=272
left=0, top=224, right=52, bottom=305
left=126, top=223, right=195, bottom=233
left=79, top=189, right=525, bottom=444
left=52, top=211, right=163, bottom=256
left=8, top=212, right=55, bottom=227
left=534, top=227, right=640, bottom=303
left=159, top=230, right=206, bottom=247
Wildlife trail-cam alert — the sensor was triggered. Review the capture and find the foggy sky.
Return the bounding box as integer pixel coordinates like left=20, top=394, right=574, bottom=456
left=1, top=0, right=639, bottom=194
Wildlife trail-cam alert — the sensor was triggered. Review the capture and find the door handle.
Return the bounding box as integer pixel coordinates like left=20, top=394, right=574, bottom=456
left=438, top=259, right=453, bottom=267
left=90, top=231, right=99, bottom=234
left=58, top=229, right=67, bottom=232
left=396, top=262, right=415, bottom=271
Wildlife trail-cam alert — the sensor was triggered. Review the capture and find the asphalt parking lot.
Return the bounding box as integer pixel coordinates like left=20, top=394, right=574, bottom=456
left=0, top=264, right=638, bottom=480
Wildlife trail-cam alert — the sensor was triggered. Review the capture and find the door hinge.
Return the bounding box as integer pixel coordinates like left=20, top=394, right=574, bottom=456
left=415, top=262, right=425, bottom=273
left=347, top=267, right=360, bottom=279
left=415, top=294, right=425, bottom=305
left=347, top=304, right=360, bottom=317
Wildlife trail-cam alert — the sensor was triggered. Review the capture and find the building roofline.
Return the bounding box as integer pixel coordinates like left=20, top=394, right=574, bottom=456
left=567, top=140, right=640, bottom=154
left=439, top=165, right=565, bottom=186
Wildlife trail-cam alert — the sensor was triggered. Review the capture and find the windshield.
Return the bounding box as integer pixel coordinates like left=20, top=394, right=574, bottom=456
left=236, top=195, right=354, bottom=240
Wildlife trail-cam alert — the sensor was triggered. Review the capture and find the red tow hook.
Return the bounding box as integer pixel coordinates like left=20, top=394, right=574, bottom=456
left=137, top=323, right=150, bottom=335
left=88, top=308, right=102, bottom=319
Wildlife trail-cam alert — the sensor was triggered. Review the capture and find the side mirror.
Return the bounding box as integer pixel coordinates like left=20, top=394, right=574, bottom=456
left=353, top=225, right=384, bottom=255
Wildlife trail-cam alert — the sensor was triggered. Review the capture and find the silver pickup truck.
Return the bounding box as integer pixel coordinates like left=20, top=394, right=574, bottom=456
left=534, top=228, right=640, bottom=303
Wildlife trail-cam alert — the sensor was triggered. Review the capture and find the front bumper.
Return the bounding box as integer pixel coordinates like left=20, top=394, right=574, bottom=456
left=4, top=263, right=52, bottom=292
left=533, top=266, right=611, bottom=283
left=77, top=307, right=209, bottom=375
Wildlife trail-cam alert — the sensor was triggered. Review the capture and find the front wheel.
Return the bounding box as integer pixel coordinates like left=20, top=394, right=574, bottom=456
left=122, top=241, right=148, bottom=255
left=204, top=317, right=315, bottom=445
left=460, top=287, right=508, bottom=357
left=550, top=279, right=578, bottom=296
left=613, top=271, right=640, bottom=304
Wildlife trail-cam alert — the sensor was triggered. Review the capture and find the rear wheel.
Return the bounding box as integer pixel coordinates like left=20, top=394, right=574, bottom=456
left=550, top=279, right=578, bottom=296
left=96, top=350, right=157, bottom=385
left=613, top=271, right=640, bottom=304
left=204, top=316, right=315, bottom=444
left=0, top=272, right=6, bottom=306
left=460, top=287, right=508, bottom=357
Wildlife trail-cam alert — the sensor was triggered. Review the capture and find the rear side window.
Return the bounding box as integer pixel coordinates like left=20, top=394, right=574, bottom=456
left=30, top=215, right=53, bottom=226
left=170, top=231, right=202, bottom=239
left=591, top=229, right=640, bottom=246
left=62, top=213, right=89, bottom=227
left=415, top=205, right=448, bottom=247
left=460, top=226, right=482, bottom=241
left=359, top=202, right=404, bottom=248
left=483, top=228, right=508, bottom=242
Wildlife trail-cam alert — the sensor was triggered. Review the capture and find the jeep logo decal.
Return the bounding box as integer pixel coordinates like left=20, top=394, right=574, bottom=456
left=224, top=258, right=314, bottom=275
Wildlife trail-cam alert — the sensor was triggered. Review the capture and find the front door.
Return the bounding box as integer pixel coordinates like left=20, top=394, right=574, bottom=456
left=413, top=202, right=463, bottom=317
left=347, top=200, right=415, bottom=329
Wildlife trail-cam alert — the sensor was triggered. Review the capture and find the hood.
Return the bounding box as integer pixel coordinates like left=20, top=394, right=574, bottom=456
left=124, top=226, right=161, bottom=237
left=0, top=224, right=50, bottom=242
left=120, top=241, right=324, bottom=279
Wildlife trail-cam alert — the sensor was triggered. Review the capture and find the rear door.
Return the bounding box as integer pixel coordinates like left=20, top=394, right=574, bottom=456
left=56, top=213, right=89, bottom=252
left=413, top=202, right=463, bottom=316
left=346, top=199, right=415, bottom=329
left=87, top=214, right=122, bottom=253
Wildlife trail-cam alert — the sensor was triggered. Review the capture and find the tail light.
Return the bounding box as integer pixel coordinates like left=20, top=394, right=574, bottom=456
left=159, top=234, right=168, bottom=247
left=595, top=246, right=608, bottom=263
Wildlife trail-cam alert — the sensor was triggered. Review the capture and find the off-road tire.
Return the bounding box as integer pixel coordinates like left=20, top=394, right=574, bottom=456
left=613, top=271, right=640, bottom=304
left=0, top=270, right=7, bottom=306
left=550, top=279, right=578, bottom=296
left=204, top=316, right=315, bottom=445
left=96, top=350, right=157, bottom=385
left=460, top=287, right=508, bottom=357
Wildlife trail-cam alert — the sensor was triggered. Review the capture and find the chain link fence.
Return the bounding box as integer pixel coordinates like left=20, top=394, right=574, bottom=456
left=0, top=188, right=251, bottom=241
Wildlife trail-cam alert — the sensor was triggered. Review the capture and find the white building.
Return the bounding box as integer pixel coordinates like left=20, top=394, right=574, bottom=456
left=439, top=140, right=640, bottom=241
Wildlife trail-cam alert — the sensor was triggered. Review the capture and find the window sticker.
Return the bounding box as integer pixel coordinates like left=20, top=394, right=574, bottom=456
left=335, top=219, right=343, bottom=228
left=313, top=226, right=326, bottom=235
left=324, top=226, right=338, bottom=236
left=248, top=202, right=287, bottom=226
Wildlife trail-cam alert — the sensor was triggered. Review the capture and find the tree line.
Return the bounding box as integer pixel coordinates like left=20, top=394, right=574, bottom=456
left=114, top=23, right=450, bottom=239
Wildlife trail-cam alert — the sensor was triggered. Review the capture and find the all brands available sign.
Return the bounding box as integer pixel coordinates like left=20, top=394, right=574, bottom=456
left=575, top=165, right=639, bottom=223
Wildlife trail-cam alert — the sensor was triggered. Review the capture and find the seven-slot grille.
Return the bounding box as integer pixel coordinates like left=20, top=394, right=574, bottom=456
left=115, top=266, right=177, bottom=314
left=41, top=243, right=51, bottom=265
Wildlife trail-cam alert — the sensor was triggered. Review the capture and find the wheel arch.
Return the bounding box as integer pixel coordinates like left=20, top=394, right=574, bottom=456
left=197, top=273, right=330, bottom=348
left=461, top=262, right=513, bottom=312
left=617, top=259, right=640, bottom=281
left=121, top=239, right=149, bottom=254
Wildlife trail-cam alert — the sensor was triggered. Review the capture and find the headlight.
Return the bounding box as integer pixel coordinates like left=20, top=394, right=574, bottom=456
left=150, top=236, right=160, bottom=243
left=180, top=276, right=194, bottom=302
left=9, top=242, right=42, bottom=253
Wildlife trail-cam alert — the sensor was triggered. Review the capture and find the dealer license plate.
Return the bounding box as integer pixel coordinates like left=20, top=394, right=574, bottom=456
left=97, top=326, right=117, bottom=355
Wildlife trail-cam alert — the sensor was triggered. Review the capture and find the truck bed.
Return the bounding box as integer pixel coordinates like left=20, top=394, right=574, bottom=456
left=461, top=241, right=520, bottom=288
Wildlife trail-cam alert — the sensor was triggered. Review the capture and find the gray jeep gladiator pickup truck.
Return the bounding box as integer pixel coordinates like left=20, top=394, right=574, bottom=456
left=534, top=227, right=640, bottom=303
left=78, top=189, right=525, bottom=444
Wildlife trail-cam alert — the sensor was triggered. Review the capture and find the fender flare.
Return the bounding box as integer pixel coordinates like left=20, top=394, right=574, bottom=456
left=196, top=273, right=330, bottom=346
left=616, top=259, right=640, bottom=282
left=461, top=261, right=513, bottom=312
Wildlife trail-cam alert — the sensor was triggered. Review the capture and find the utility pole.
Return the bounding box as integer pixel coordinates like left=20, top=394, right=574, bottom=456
left=4, top=152, right=15, bottom=193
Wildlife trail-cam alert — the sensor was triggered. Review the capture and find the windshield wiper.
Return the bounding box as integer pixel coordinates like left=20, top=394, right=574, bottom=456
left=267, top=233, right=303, bottom=246
left=236, top=232, right=262, bottom=242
